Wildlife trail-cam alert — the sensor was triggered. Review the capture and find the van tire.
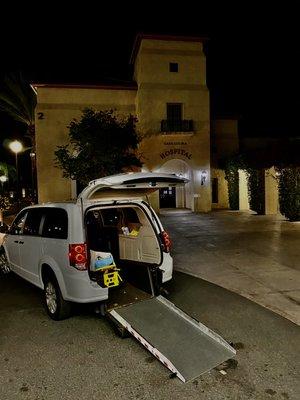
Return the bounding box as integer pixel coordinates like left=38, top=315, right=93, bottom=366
left=43, top=274, right=72, bottom=320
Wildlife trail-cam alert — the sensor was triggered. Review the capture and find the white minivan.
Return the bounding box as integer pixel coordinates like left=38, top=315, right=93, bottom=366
left=1, top=173, right=187, bottom=320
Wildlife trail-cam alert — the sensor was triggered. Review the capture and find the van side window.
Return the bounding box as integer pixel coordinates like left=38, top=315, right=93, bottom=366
left=9, top=211, right=27, bottom=235
left=23, top=209, right=44, bottom=236
left=42, top=208, right=68, bottom=239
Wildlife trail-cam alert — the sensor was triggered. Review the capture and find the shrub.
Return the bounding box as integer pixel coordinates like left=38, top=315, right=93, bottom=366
left=224, top=155, right=245, bottom=210
left=246, top=168, right=265, bottom=215
left=278, top=167, right=300, bottom=221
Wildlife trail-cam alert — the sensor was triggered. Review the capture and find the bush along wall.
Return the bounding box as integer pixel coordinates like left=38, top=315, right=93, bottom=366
left=278, top=167, right=300, bottom=221
left=224, top=155, right=244, bottom=210
left=246, top=168, right=265, bottom=215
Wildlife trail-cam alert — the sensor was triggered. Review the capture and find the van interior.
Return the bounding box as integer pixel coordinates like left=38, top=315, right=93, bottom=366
left=85, top=205, right=163, bottom=308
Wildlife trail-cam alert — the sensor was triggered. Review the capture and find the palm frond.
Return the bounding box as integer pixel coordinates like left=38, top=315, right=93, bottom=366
left=0, top=162, right=16, bottom=182
left=0, top=72, right=36, bottom=127
left=0, top=162, right=8, bottom=176
left=0, top=92, right=30, bottom=125
left=6, top=72, right=36, bottom=123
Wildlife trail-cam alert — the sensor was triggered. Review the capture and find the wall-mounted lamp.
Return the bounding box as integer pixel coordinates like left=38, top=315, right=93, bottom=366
left=266, top=170, right=281, bottom=180
left=201, top=170, right=208, bottom=186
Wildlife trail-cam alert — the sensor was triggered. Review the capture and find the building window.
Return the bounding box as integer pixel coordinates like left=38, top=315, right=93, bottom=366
left=169, top=62, right=178, bottom=72
left=161, top=103, right=193, bottom=132
left=160, top=103, right=190, bottom=132
left=167, top=103, right=182, bottom=122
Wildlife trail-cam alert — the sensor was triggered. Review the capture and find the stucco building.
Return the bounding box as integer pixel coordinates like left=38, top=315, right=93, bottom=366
left=34, top=34, right=238, bottom=212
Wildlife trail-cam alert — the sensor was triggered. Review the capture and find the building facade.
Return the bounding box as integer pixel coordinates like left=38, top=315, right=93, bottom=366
left=34, top=34, right=238, bottom=212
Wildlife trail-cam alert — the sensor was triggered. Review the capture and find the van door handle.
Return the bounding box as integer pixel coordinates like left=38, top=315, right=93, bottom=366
left=19, top=241, right=24, bottom=245
left=14, top=240, right=19, bottom=244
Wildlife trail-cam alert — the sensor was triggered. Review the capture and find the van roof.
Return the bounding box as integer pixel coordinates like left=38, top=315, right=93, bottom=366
left=22, top=201, right=77, bottom=210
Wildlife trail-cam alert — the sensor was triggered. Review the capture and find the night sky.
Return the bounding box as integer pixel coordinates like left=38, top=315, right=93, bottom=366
left=0, top=2, right=297, bottom=160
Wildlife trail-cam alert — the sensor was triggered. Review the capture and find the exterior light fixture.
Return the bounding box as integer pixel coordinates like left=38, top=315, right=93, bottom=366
left=201, top=170, right=208, bottom=185
left=9, top=140, right=23, bottom=154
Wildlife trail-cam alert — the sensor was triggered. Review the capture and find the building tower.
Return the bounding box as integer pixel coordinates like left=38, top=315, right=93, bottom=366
left=132, top=34, right=211, bottom=211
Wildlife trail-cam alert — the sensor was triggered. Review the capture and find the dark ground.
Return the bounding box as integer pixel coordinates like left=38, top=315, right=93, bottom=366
left=0, top=270, right=299, bottom=400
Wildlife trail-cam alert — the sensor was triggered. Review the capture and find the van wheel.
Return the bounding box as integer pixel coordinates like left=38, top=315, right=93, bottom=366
left=94, top=302, right=107, bottom=317
left=44, top=276, right=72, bottom=320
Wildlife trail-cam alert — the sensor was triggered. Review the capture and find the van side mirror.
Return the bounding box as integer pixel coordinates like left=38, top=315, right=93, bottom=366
left=0, top=223, right=9, bottom=234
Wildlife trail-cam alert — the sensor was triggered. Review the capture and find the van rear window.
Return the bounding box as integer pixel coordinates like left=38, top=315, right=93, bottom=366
left=42, top=208, right=68, bottom=239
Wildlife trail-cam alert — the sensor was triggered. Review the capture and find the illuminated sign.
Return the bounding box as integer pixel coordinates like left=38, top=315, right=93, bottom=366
left=160, top=149, right=192, bottom=160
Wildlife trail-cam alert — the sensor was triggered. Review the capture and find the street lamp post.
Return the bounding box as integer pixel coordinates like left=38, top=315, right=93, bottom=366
left=30, top=150, right=36, bottom=201
left=9, top=140, right=23, bottom=199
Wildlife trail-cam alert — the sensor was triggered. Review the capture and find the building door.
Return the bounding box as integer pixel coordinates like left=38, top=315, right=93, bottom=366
left=159, top=187, right=176, bottom=208
left=212, top=178, right=218, bottom=204
left=156, top=159, right=193, bottom=209
left=167, top=103, right=182, bottom=131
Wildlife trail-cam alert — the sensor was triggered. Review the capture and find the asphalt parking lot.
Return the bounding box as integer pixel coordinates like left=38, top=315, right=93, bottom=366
left=1, top=270, right=299, bottom=400
left=161, top=210, right=300, bottom=325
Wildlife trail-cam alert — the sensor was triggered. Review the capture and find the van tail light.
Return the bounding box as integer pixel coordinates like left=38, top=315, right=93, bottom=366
left=160, top=231, right=171, bottom=253
left=69, top=243, right=88, bottom=271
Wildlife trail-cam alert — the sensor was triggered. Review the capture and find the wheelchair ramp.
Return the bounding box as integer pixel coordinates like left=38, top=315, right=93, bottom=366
left=109, top=295, right=236, bottom=382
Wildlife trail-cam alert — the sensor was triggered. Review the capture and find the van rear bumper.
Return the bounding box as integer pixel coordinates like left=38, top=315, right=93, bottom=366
left=63, top=272, right=109, bottom=303
left=160, top=253, right=173, bottom=283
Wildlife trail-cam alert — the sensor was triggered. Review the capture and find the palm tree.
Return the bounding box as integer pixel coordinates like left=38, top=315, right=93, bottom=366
left=0, top=161, right=16, bottom=184
left=0, top=72, right=37, bottom=199
left=0, top=161, right=16, bottom=223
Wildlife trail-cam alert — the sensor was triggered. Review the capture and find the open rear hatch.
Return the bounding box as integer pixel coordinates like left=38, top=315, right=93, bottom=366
left=77, top=172, right=189, bottom=203
left=81, top=173, right=188, bottom=287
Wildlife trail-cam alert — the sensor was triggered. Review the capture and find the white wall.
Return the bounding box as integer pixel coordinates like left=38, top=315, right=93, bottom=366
left=239, top=169, right=250, bottom=210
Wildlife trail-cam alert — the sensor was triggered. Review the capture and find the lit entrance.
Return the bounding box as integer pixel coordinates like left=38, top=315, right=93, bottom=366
left=159, top=187, right=176, bottom=208
left=156, top=159, right=193, bottom=210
